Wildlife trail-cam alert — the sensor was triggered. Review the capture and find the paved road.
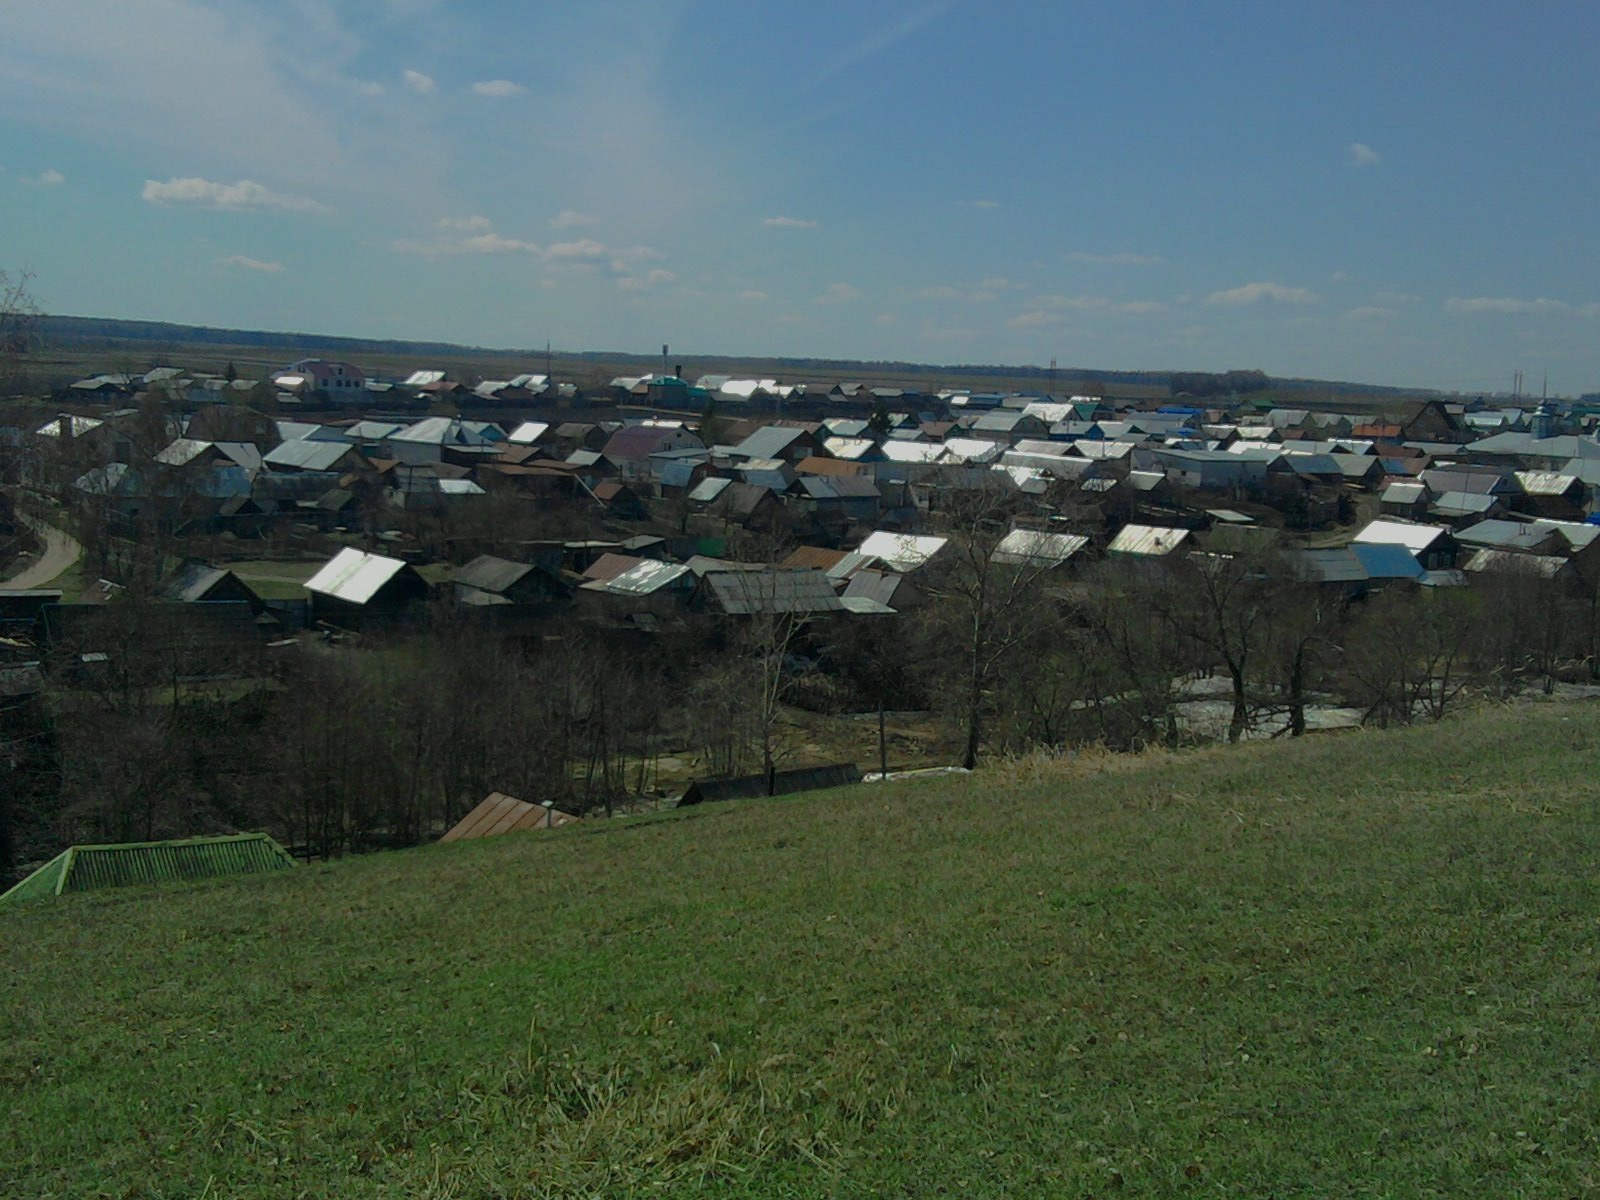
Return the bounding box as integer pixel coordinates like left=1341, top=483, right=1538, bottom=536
left=0, top=513, right=83, bottom=591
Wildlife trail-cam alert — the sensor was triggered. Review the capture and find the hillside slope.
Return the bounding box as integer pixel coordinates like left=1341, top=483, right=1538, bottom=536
left=5, top=706, right=1599, bottom=1198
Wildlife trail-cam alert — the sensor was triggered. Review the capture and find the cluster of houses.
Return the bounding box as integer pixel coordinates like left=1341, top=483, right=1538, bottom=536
left=18, top=357, right=1600, bottom=649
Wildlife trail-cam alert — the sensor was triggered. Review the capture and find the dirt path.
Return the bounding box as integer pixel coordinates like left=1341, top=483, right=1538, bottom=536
left=0, top=513, right=83, bottom=591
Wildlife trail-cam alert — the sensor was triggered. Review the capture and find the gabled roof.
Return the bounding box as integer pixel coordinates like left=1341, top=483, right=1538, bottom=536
left=704, top=569, right=846, bottom=614
left=0, top=834, right=295, bottom=906
left=440, top=793, right=577, bottom=841
left=264, top=439, right=362, bottom=473
left=453, top=555, right=535, bottom=594
left=507, top=421, right=551, bottom=445
left=732, top=426, right=810, bottom=460
left=1351, top=519, right=1449, bottom=554
left=1350, top=543, right=1426, bottom=579
left=688, top=476, right=733, bottom=503
left=992, top=529, right=1089, bottom=567
left=391, top=417, right=503, bottom=446
left=305, top=548, right=411, bottom=604
left=856, top=531, right=948, bottom=571
left=583, top=559, right=691, bottom=595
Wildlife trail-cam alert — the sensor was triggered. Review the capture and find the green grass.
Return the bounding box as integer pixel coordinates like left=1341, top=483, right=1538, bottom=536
left=5, top=704, right=1600, bottom=1197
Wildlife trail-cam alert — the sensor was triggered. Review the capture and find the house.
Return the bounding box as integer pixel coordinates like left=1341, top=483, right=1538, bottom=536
left=272, top=359, right=366, bottom=398
left=305, top=548, right=430, bottom=625
left=1351, top=519, right=1457, bottom=570
left=840, top=567, right=920, bottom=612
left=992, top=529, right=1089, bottom=570
left=262, top=439, right=368, bottom=475
left=699, top=568, right=846, bottom=616
left=1108, top=524, right=1192, bottom=558
left=588, top=479, right=649, bottom=519
left=730, top=425, right=826, bottom=463
left=384, top=418, right=505, bottom=466
left=1512, top=471, right=1588, bottom=521
left=161, top=560, right=264, bottom=611
left=1380, top=481, right=1430, bottom=520
left=0, top=834, right=296, bottom=906
left=452, top=555, right=570, bottom=608
left=856, top=530, right=948, bottom=572
left=789, top=475, right=881, bottom=522
left=601, top=424, right=707, bottom=481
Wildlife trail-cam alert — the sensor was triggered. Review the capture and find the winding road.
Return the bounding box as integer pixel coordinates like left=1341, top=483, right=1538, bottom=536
left=0, top=513, right=82, bottom=591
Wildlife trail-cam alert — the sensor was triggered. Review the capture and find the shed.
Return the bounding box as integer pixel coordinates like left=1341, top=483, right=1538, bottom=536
left=677, top=763, right=861, bottom=806
left=0, top=833, right=295, bottom=906
left=439, top=792, right=579, bottom=842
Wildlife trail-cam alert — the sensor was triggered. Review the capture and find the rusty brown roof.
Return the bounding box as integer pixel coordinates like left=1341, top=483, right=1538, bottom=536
left=781, top=545, right=849, bottom=571
left=582, top=552, right=645, bottom=581
left=795, top=455, right=867, bottom=477
left=439, top=792, right=579, bottom=842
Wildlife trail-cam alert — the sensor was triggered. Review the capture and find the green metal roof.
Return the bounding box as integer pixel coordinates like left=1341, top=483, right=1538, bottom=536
left=0, top=834, right=296, bottom=907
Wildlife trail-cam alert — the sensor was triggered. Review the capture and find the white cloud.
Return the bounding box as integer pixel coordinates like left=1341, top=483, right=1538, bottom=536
left=472, top=79, right=526, bottom=97
left=1445, top=296, right=1569, bottom=315
left=1343, top=305, right=1396, bottom=321
left=26, top=168, right=65, bottom=186
left=458, top=232, right=541, bottom=254
left=1374, top=291, right=1420, bottom=305
left=980, top=277, right=1012, bottom=290
left=551, top=209, right=597, bottom=229
left=221, top=254, right=285, bottom=273
left=738, top=289, right=769, bottom=302
left=1065, top=251, right=1162, bottom=266
left=763, top=215, right=817, bottom=229
left=1206, top=281, right=1319, bottom=306
left=142, top=176, right=328, bottom=214
left=438, top=215, right=492, bottom=233
left=1347, top=142, right=1381, bottom=168
left=403, top=69, right=437, bottom=94
left=1578, top=303, right=1600, bottom=319
left=546, top=238, right=608, bottom=260
left=617, top=269, right=676, bottom=291
left=1330, top=270, right=1350, bottom=283
left=815, top=282, right=863, bottom=304
left=1006, top=310, right=1059, bottom=330
left=356, top=81, right=386, bottom=96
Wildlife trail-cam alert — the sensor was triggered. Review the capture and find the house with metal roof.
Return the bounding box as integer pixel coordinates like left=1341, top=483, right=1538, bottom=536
left=1351, top=519, right=1457, bottom=570
left=856, top=531, right=948, bottom=572
left=601, top=424, right=706, bottom=480
left=0, top=834, right=296, bottom=907
left=383, top=418, right=505, bottom=466
left=700, top=568, right=846, bottom=615
left=992, top=529, right=1090, bottom=570
left=305, top=547, right=429, bottom=624
left=1107, top=524, right=1192, bottom=558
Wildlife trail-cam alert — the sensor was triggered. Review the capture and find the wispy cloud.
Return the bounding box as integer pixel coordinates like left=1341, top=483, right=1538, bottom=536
left=25, top=167, right=65, bottom=186
left=1206, top=281, right=1319, bottom=306
left=1347, top=142, right=1381, bottom=168
left=815, top=282, right=863, bottom=304
left=472, top=79, right=526, bottom=97
left=818, top=0, right=960, bottom=79
left=1007, top=295, right=1166, bottom=327
left=1343, top=305, right=1396, bottom=321
left=356, top=80, right=386, bottom=96
left=403, top=69, right=437, bottom=94
left=762, top=215, right=817, bottom=229
left=551, top=209, right=597, bottom=229
left=395, top=219, right=660, bottom=275
left=617, top=268, right=676, bottom=292
left=221, top=254, right=286, bottom=273
left=1065, top=251, right=1162, bottom=266
left=1445, top=296, right=1569, bottom=315
left=739, top=289, right=769, bottom=302
left=142, top=176, right=328, bottom=214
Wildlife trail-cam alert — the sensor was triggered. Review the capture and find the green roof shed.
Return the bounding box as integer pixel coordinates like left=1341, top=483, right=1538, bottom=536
left=0, top=833, right=296, bottom=907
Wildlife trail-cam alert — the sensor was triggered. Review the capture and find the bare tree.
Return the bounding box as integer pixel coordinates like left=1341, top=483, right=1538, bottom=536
left=0, top=267, right=40, bottom=393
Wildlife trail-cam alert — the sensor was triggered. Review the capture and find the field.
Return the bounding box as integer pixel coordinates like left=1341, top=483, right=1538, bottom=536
left=4, top=703, right=1600, bottom=1197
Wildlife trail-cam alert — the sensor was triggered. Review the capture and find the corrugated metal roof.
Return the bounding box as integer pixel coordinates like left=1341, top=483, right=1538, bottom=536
left=585, top=560, right=691, bottom=595
left=0, top=834, right=295, bottom=906
left=857, top=531, right=948, bottom=571
left=1382, top=481, right=1427, bottom=504
left=305, top=547, right=409, bottom=604
left=1514, top=470, right=1580, bottom=497
left=508, top=421, right=550, bottom=445
left=1350, top=543, right=1426, bottom=579
left=992, top=529, right=1088, bottom=567
left=264, top=439, right=357, bottom=472
left=705, top=569, right=846, bottom=614
left=1462, top=548, right=1568, bottom=577
left=439, top=793, right=578, bottom=842
left=453, top=555, right=534, bottom=594
left=1107, top=524, right=1191, bottom=556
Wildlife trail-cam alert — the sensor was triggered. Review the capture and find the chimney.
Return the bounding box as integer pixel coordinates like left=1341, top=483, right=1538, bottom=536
left=674, top=363, right=683, bottom=381
left=58, top=414, right=72, bottom=440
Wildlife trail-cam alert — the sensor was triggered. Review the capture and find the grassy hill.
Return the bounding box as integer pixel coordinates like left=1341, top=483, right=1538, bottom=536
left=5, top=704, right=1599, bottom=1197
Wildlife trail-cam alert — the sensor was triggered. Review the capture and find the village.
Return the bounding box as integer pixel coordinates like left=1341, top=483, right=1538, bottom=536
left=5, top=354, right=1600, bottom=874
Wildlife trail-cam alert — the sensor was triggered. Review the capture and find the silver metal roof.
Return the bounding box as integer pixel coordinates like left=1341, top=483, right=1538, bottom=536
left=305, top=548, right=409, bottom=604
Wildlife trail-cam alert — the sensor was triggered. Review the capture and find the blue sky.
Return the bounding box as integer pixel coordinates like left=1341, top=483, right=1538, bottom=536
left=3, top=0, right=1598, bottom=393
